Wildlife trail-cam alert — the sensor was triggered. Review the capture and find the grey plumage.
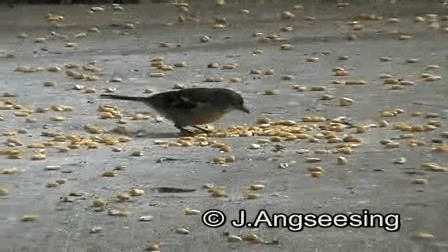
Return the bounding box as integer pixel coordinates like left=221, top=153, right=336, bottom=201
left=100, top=88, right=249, bottom=131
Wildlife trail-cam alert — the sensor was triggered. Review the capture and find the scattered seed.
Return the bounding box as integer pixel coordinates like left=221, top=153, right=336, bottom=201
left=129, top=188, right=145, bottom=196
left=139, top=215, right=154, bottom=222
left=21, top=214, right=39, bottom=222
left=246, top=193, right=260, bottom=199
left=130, top=151, right=144, bottom=157
left=108, top=209, right=130, bottom=217
left=280, top=44, right=292, bottom=50
left=421, top=163, right=447, bottom=172
left=227, top=235, right=243, bottom=242
left=281, top=11, right=295, bottom=20
left=175, top=227, right=190, bottom=235
left=411, top=178, right=427, bottom=185
left=306, top=57, right=319, bottom=62
left=145, top=242, right=160, bottom=251
left=102, top=171, right=117, bottom=177
left=410, top=232, right=435, bottom=240
left=89, top=226, right=103, bottom=233
left=249, top=144, right=261, bottom=149
left=337, top=156, right=348, bottom=165
left=339, top=97, right=354, bottom=106
left=0, top=187, right=9, bottom=196
left=310, top=171, right=322, bottom=178
left=184, top=208, right=201, bottom=215
left=305, top=157, right=321, bottom=163
left=393, top=157, right=407, bottom=164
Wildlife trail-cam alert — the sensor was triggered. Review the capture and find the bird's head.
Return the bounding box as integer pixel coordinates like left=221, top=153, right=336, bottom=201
left=225, top=90, right=250, bottom=114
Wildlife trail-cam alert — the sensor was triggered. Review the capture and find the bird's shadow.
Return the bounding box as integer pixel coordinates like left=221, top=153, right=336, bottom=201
left=124, top=130, right=180, bottom=139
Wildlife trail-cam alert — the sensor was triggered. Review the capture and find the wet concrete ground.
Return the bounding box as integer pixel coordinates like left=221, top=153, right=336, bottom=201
left=0, top=1, right=448, bottom=251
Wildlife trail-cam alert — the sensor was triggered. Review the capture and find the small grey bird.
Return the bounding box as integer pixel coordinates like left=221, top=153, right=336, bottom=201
left=100, top=88, right=250, bottom=132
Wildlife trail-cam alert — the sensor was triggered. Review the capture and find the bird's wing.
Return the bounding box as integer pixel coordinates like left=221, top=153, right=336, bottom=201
left=165, top=89, right=212, bottom=110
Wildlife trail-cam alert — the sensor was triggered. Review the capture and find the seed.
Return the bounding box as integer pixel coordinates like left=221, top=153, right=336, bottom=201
left=410, top=232, right=435, bottom=240
left=65, top=42, right=78, bottom=48
left=411, top=178, right=427, bottom=185
left=149, top=72, right=165, bottom=78
left=307, top=166, right=323, bottom=172
left=184, top=208, right=201, bottom=215
left=280, top=26, right=293, bottom=32
left=280, top=44, right=292, bottom=50
left=116, top=192, right=130, bottom=202
left=425, top=64, right=440, bottom=70
left=281, top=11, right=295, bottom=20
left=399, top=80, right=415, bottom=86
left=211, top=23, right=226, bottom=29
left=406, top=58, right=419, bottom=63
left=310, top=171, right=322, bottom=178
left=84, top=87, right=96, bottom=94
left=306, top=57, right=319, bottom=62
left=242, top=233, right=264, bottom=243
left=229, top=77, right=242, bottom=83
left=210, top=187, right=228, bottom=197
left=343, top=135, right=361, bottom=143
left=175, top=227, right=190, bottom=235
left=263, top=90, right=279, bottom=95
left=249, top=144, right=261, bottom=149
left=393, top=157, right=407, bottom=164
left=50, top=116, right=65, bottom=122
left=319, top=94, right=334, bottom=101
left=415, top=16, right=425, bottom=22
left=130, top=151, right=144, bottom=157
left=131, top=114, right=151, bottom=120
left=304, top=16, right=316, bottom=21
left=387, top=18, right=400, bottom=23
left=21, top=214, right=39, bottom=222
left=257, top=139, right=271, bottom=144
left=246, top=193, right=260, bottom=199
left=441, top=132, right=448, bottom=138
left=224, top=155, right=236, bottom=162
left=334, top=69, right=348, bottom=76
left=174, top=61, right=187, bottom=67
left=43, top=81, right=56, bottom=87
left=145, top=242, right=160, bottom=251
left=108, top=209, right=130, bottom=217
left=31, top=152, right=46, bottom=160
left=0, top=187, right=9, bottom=196
left=305, top=157, right=321, bottom=163
left=17, top=32, right=28, bottom=39
left=264, top=69, right=275, bottom=75
left=249, top=184, right=265, bottom=191
left=102, top=171, right=117, bottom=177
left=139, top=215, right=154, bottom=222
left=309, top=86, right=325, bottom=91
left=385, top=142, right=400, bottom=148
left=339, top=97, right=354, bottom=106
left=33, top=37, right=46, bottom=43
left=213, top=157, right=226, bottom=164
left=356, top=125, right=369, bottom=133
left=399, top=35, right=412, bottom=40
left=337, top=156, right=348, bottom=165
left=227, top=235, right=243, bottom=242
left=337, top=146, right=354, bottom=154
left=421, top=163, right=447, bottom=172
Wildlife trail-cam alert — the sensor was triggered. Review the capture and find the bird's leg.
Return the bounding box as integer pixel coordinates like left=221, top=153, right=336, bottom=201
left=175, top=124, right=195, bottom=136
left=193, top=125, right=211, bottom=133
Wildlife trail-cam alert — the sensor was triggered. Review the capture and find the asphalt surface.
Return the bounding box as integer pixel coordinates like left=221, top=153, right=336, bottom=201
left=0, top=1, right=448, bottom=252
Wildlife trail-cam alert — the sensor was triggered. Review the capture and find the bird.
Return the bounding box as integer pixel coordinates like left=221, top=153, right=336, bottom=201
left=100, top=87, right=250, bottom=133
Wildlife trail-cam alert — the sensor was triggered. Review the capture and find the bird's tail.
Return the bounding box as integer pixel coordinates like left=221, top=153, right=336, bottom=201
left=100, top=94, right=148, bottom=102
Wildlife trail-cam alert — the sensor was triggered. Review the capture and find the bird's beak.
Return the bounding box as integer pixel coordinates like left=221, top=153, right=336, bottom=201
left=241, top=105, right=250, bottom=114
